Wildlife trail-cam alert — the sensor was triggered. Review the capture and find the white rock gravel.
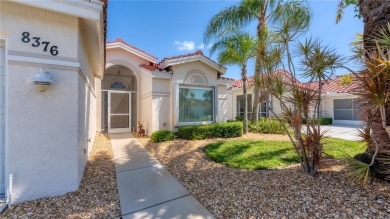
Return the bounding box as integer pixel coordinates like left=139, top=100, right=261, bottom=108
left=2, top=134, right=121, bottom=219
left=137, top=133, right=390, bottom=219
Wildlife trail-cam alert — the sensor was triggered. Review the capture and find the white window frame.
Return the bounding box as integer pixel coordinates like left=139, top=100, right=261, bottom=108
left=332, top=97, right=363, bottom=125
left=176, top=84, right=215, bottom=126
left=258, top=101, right=268, bottom=118
left=236, top=94, right=253, bottom=117
left=333, top=98, right=358, bottom=121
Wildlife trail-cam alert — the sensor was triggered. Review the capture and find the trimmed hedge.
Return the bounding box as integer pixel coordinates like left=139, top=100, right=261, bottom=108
left=151, top=130, right=175, bottom=143
left=302, top=117, right=333, bottom=125
left=177, top=122, right=243, bottom=140
left=248, top=117, right=286, bottom=134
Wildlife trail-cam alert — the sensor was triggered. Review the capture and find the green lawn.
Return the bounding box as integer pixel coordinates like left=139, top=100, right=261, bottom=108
left=205, top=138, right=366, bottom=170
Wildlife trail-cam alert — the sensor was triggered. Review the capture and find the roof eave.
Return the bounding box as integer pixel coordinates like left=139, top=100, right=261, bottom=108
left=106, top=42, right=157, bottom=64
left=159, top=55, right=227, bottom=74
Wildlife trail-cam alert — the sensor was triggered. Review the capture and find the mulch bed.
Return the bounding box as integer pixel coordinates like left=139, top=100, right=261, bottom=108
left=2, top=134, right=121, bottom=218
left=137, top=133, right=390, bottom=219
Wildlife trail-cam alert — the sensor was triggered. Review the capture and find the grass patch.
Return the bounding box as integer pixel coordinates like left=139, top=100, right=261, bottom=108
left=322, top=137, right=366, bottom=158
left=205, top=138, right=366, bottom=169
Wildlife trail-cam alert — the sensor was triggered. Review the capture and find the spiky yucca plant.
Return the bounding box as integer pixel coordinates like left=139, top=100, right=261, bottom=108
left=344, top=24, right=390, bottom=185
left=260, top=33, right=344, bottom=175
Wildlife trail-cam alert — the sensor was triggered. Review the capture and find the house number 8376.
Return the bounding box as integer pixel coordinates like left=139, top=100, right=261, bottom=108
left=21, top=32, right=59, bottom=56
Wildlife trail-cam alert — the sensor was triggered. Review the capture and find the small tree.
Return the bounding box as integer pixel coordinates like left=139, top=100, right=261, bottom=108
left=264, top=38, right=344, bottom=175
left=210, top=32, right=256, bottom=134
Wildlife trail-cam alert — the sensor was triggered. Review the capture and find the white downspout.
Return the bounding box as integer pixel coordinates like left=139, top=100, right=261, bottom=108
left=7, top=174, right=12, bottom=209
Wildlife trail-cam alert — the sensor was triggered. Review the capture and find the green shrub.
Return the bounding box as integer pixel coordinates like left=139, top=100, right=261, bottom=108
left=302, top=117, right=333, bottom=125
left=151, top=130, right=175, bottom=143
left=177, top=122, right=243, bottom=140
left=248, top=117, right=286, bottom=134
left=235, top=116, right=244, bottom=121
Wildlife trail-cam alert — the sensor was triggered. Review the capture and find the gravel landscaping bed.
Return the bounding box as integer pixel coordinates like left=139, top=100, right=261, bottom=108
left=2, top=134, right=121, bottom=218
left=137, top=133, right=390, bottom=218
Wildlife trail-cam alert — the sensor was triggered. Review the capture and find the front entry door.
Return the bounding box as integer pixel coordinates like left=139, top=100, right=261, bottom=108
left=108, top=91, right=131, bottom=133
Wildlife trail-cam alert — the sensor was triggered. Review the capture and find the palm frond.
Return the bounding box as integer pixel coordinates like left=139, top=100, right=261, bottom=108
left=203, top=2, right=257, bottom=43
left=336, top=0, right=346, bottom=24
left=344, top=156, right=371, bottom=186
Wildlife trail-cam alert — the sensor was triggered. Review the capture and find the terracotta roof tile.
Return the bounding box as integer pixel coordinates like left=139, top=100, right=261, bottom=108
left=305, top=74, right=361, bottom=94
left=232, top=70, right=361, bottom=94
left=233, top=70, right=300, bottom=88
left=139, top=63, right=160, bottom=71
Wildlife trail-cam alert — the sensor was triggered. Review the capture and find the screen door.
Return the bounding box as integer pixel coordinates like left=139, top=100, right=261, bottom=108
left=108, top=91, right=131, bottom=133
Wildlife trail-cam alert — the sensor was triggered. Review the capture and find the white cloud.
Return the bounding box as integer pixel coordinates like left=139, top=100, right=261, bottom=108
left=207, top=43, right=213, bottom=49
left=198, top=44, right=205, bottom=49
left=174, top=41, right=195, bottom=51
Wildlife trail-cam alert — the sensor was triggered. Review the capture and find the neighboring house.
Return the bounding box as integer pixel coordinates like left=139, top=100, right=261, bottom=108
left=227, top=70, right=363, bottom=125
left=1, top=0, right=106, bottom=204
left=101, top=38, right=232, bottom=135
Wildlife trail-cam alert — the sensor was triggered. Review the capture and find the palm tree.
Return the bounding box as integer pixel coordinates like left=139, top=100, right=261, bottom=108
left=204, top=0, right=310, bottom=123
left=336, top=0, right=390, bottom=183
left=210, top=32, right=257, bottom=134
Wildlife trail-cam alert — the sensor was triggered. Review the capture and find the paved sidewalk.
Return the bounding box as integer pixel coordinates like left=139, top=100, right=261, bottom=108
left=321, top=125, right=362, bottom=141
left=110, top=133, right=214, bottom=219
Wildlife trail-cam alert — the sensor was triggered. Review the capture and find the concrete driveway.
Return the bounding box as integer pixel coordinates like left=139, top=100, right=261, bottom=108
left=320, top=125, right=363, bottom=141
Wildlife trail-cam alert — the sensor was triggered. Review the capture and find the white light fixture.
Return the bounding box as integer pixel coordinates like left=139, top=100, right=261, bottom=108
left=31, top=68, right=54, bottom=92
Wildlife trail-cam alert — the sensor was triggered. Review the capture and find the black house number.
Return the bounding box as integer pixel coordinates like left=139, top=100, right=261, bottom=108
left=21, top=32, right=59, bottom=56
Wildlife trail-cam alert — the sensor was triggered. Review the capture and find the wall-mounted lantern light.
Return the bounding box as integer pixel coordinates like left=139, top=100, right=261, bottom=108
left=31, top=68, right=54, bottom=92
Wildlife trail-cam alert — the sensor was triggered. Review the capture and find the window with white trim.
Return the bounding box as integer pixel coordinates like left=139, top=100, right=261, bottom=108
left=179, top=86, right=214, bottom=123
left=259, top=101, right=268, bottom=117
left=236, top=95, right=268, bottom=118
left=236, top=94, right=252, bottom=118
left=334, top=98, right=361, bottom=121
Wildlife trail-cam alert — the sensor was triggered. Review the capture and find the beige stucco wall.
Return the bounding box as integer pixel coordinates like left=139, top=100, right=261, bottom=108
left=1, top=1, right=101, bottom=203
left=323, top=96, right=334, bottom=119
left=151, top=78, right=171, bottom=133
left=217, top=84, right=228, bottom=122
left=1, top=1, right=78, bottom=59
left=7, top=65, right=80, bottom=203
left=226, top=90, right=234, bottom=120
left=139, top=68, right=153, bottom=135
left=77, top=24, right=97, bottom=184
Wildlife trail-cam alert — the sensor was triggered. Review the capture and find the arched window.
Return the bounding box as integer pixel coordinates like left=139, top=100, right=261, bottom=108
left=110, top=81, right=127, bottom=89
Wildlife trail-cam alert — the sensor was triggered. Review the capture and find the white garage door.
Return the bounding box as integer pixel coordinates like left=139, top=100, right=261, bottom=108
left=0, top=41, right=4, bottom=195
left=333, top=98, right=362, bottom=125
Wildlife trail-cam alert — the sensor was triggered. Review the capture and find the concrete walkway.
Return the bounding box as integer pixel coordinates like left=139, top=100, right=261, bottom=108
left=321, top=125, right=362, bottom=141
left=110, top=133, right=214, bottom=219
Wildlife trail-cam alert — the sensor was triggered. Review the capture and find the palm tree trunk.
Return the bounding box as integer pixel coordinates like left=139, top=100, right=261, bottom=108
left=360, top=0, right=390, bottom=150
left=360, top=0, right=390, bottom=50
left=242, top=64, right=248, bottom=134
left=251, top=15, right=268, bottom=123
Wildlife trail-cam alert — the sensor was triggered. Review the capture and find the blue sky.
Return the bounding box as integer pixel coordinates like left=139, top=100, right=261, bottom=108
left=107, top=0, right=363, bottom=81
